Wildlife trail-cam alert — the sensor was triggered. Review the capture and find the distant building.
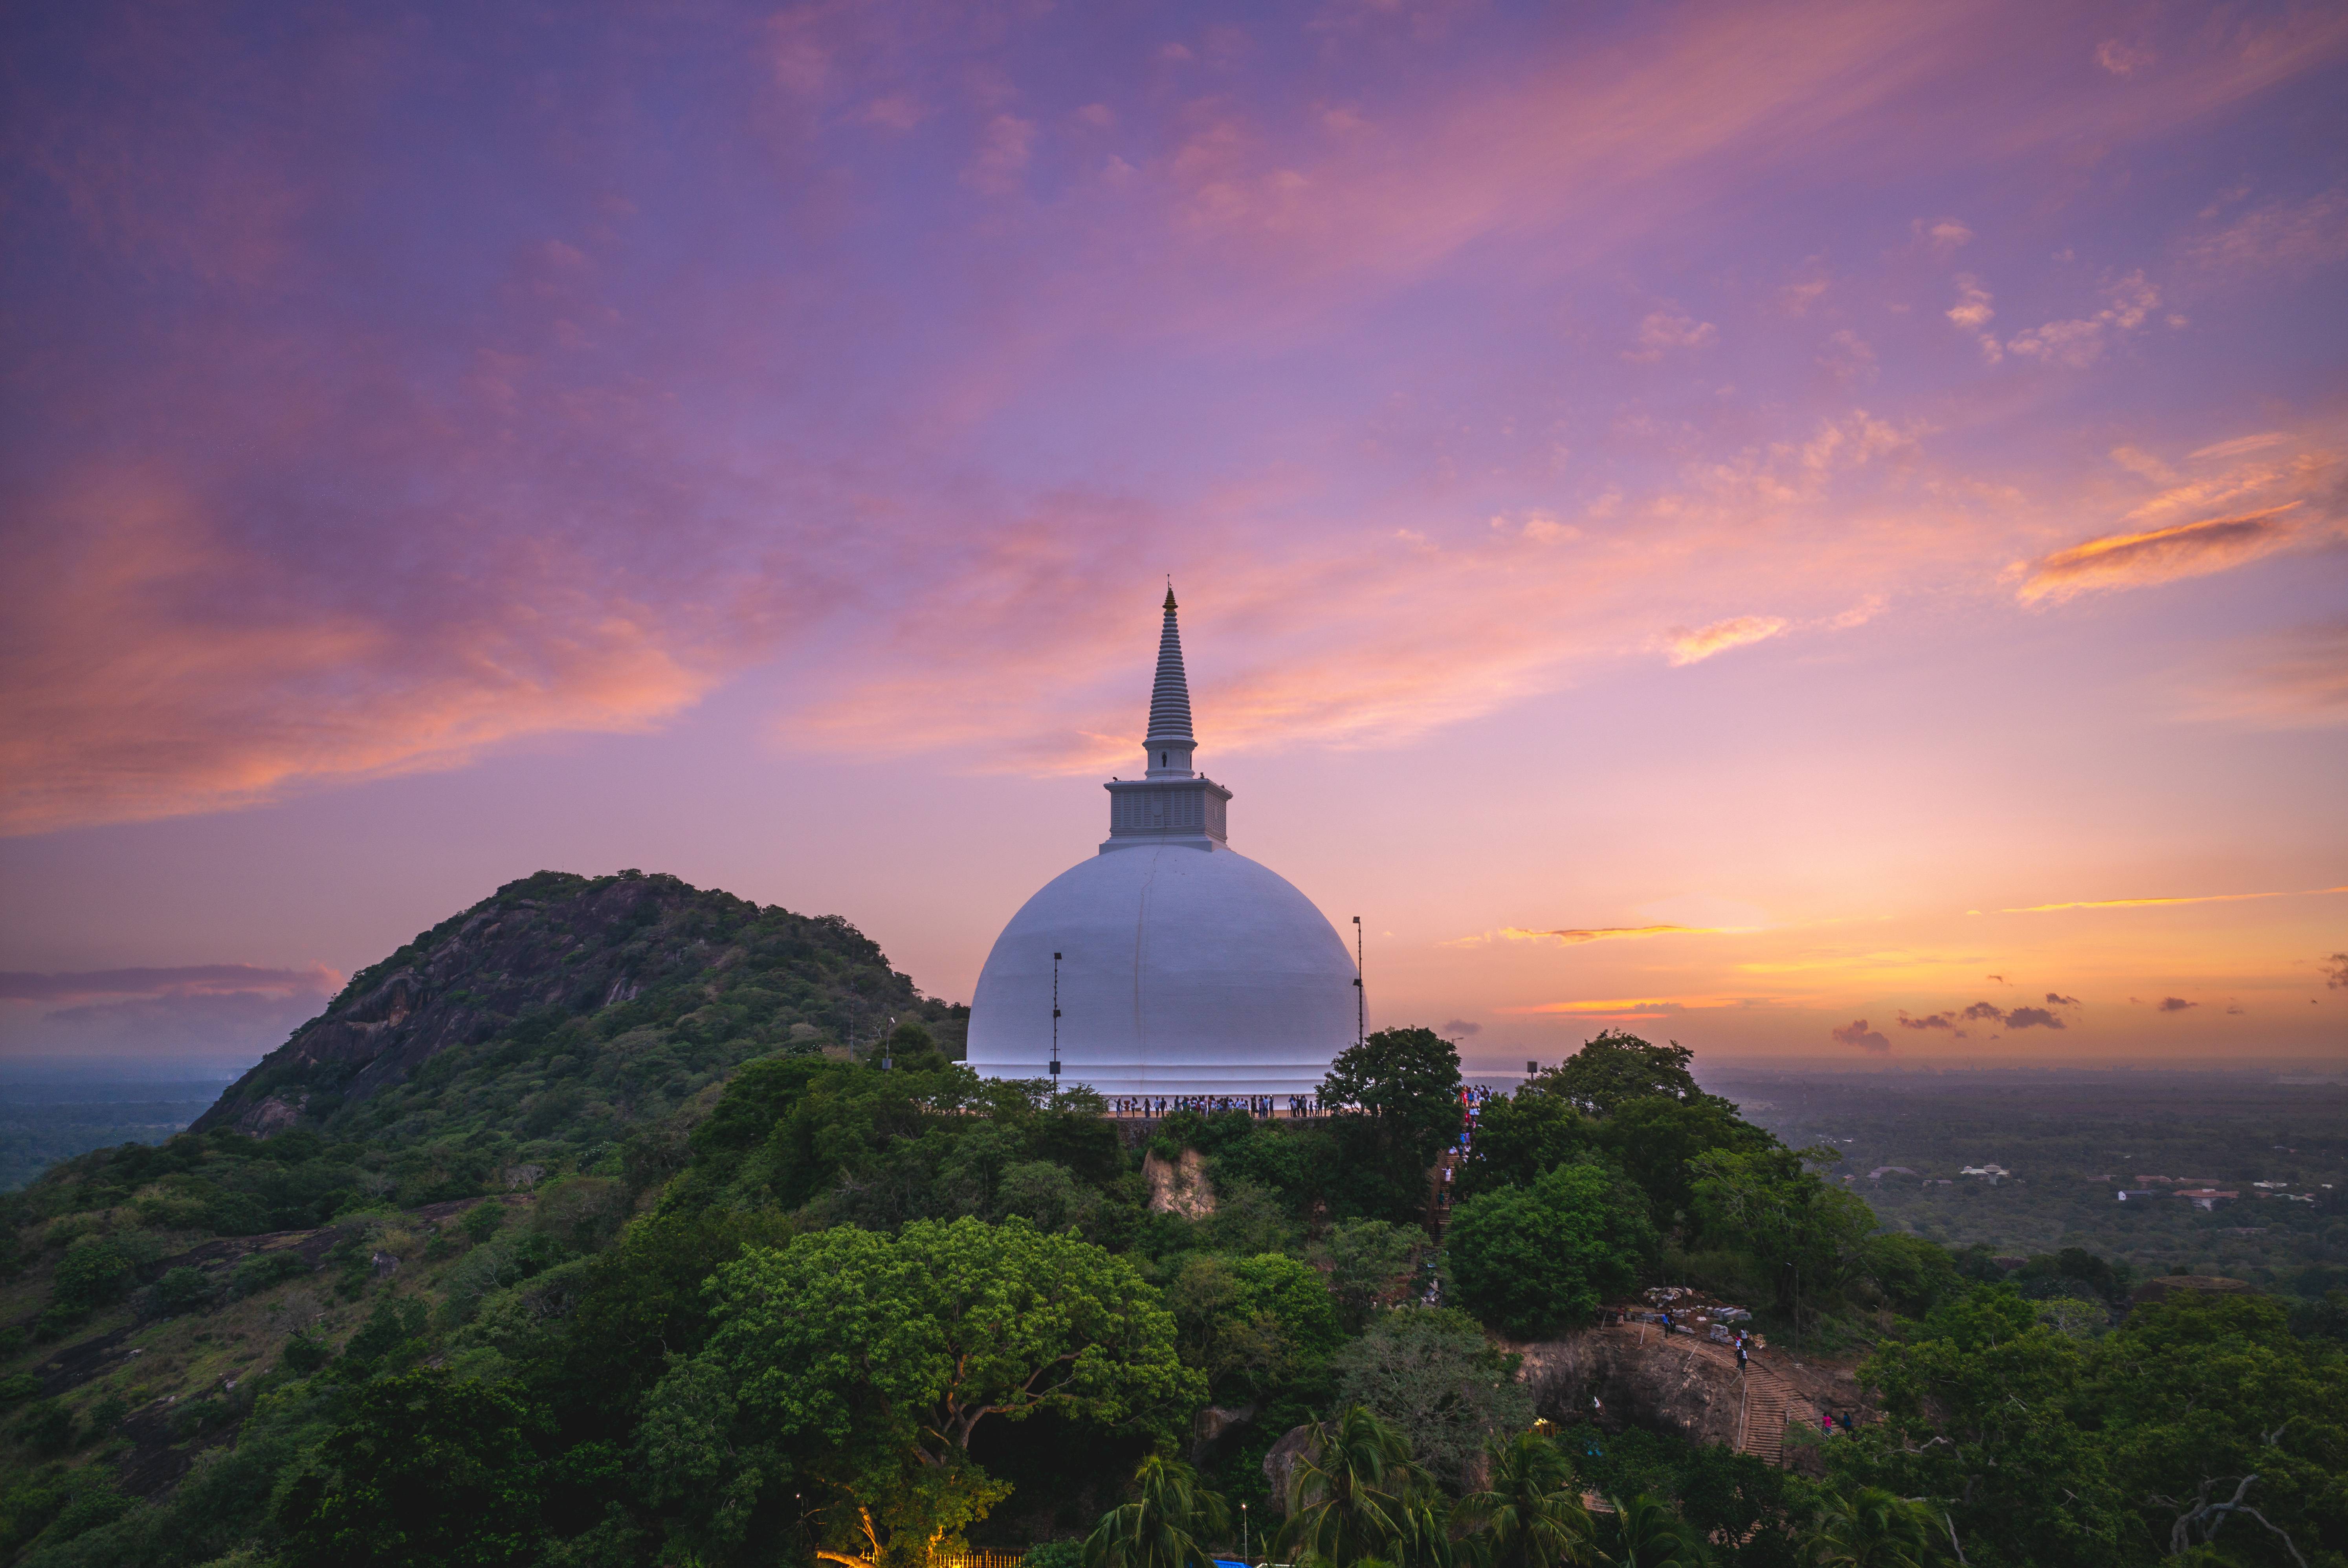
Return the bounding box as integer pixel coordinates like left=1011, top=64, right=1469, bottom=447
left=1867, top=1166, right=1918, bottom=1180
left=2115, top=1190, right=2163, bottom=1202
left=1958, top=1164, right=2011, bottom=1182
left=2175, top=1189, right=2239, bottom=1210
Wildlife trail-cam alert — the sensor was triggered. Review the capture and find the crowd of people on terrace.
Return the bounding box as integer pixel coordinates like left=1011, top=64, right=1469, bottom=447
left=1101, top=1079, right=1519, bottom=1125
left=1104, top=1094, right=1318, bottom=1118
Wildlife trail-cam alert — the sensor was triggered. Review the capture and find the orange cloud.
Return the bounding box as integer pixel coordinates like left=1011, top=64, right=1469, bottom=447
left=2016, top=430, right=2347, bottom=606
left=1666, top=616, right=1789, bottom=667
left=1498, top=996, right=1747, bottom=1016
left=2016, top=506, right=2304, bottom=603
left=1445, top=924, right=1736, bottom=948
left=2003, top=885, right=2348, bottom=914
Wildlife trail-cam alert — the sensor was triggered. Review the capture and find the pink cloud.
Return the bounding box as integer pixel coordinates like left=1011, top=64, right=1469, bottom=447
left=2183, top=189, right=2348, bottom=276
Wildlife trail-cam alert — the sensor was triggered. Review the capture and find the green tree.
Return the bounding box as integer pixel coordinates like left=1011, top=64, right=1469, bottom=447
left=1857, top=1235, right=1964, bottom=1320
left=1807, top=1486, right=1941, bottom=1567
left=535, top=1207, right=791, bottom=1442
left=1536, top=1035, right=1700, bottom=1119
left=1454, top=1093, right=1594, bottom=1203
left=1459, top=1430, right=1593, bottom=1568
left=1085, top=1454, right=1230, bottom=1568
left=2084, top=1291, right=2346, bottom=1566
left=1595, top=1495, right=1704, bottom=1568
left=1310, top=1220, right=1428, bottom=1333
left=1278, top=1406, right=1430, bottom=1568
left=1829, top=1286, right=2125, bottom=1568
left=1332, top=1309, right=1533, bottom=1493
left=1168, top=1253, right=1343, bottom=1406
left=1588, top=1095, right=1776, bottom=1227
left=1321, top=1028, right=1465, bottom=1189
left=1686, top=1147, right=1873, bottom=1332
left=275, top=1369, right=546, bottom=1568
left=1448, top=1165, right=1658, bottom=1338
left=641, top=1217, right=1200, bottom=1568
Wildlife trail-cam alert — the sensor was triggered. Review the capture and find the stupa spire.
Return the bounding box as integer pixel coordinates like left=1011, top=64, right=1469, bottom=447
left=1144, top=585, right=1195, bottom=777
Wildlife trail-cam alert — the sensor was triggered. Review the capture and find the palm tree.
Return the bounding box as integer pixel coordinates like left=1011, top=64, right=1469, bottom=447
left=1390, top=1490, right=1460, bottom=1568
left=1086, top=1455, right=1231, bottom=1568
left=1596, top=1495, right=1705, bottom=1568
left=1278, top=1406, right=1433, bottom=1568
left=1808, top=1487, right=1940, bottom=1568
left=1458, top=1431, right=1592, bottom=1568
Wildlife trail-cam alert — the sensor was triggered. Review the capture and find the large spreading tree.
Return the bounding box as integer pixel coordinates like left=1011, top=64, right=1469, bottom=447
left=639, top=1216, right=1201, bottom=1568
left=1447, top=1163, right=1658, bottom=1338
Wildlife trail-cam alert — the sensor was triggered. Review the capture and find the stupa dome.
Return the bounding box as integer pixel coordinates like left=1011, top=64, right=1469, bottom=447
left=965, top=590, right=1356, bottom=1097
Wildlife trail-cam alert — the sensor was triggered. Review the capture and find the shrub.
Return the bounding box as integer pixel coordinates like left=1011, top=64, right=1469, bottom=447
left=15, top=1398, right=77, bottom=1456
left=51, top=1238, right=136, bottom=1315
left=148, top=1266, right=215, bottom=1317
left=283, top=1333, right=334, bottom=1375
left=461, top=1202, right=506, bottom=1244
left=342, top=1296, right=429, bottom=1367
left=231, top=1249, right=314, bottom=1299
left=0, top=1372, right=40, bottom=1406
left=168, top=1397, right=227, bottom=1442
left=203, top=1192, right=272, bottom=1236
left=1026, top=1541, right=1086, bottom=1568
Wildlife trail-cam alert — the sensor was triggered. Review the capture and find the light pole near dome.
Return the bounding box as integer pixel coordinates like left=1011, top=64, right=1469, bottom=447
left=1353, top=916, right=1364, bottom=1046
left=1049, top=951, right=1063, bottom=1093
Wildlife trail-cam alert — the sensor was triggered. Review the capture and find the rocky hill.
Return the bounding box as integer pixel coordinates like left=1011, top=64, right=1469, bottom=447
left=191, top=869, right=963, bottom=1149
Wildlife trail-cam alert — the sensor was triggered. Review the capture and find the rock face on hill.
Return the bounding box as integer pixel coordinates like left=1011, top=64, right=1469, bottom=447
left=193, top=870, right=961, bottom=1140
left=1513, top=1322, right=1849, bottom=1474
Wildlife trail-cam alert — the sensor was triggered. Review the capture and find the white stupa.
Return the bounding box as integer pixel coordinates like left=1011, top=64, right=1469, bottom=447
left=966, top=589, right=1358, bottom=1098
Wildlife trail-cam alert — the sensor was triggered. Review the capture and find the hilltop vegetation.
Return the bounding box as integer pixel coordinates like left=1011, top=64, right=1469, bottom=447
left=0, top=881, right=2342, bottom=1568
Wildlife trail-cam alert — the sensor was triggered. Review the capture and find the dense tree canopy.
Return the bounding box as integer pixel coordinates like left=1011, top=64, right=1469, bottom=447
left=1532, top=1033, right=1702, bottom=1118
left=1447, top=1163, right=1659, bottom=1337
left=1321, top=1028, right=1464, bottom=1161
left=641, top=1217, right=1200, bottom=1566
left=276, top=1370, right=546, bottom=1568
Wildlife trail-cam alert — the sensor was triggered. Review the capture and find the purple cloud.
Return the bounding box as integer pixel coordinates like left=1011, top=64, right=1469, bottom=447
left=1832, top=1019, right=1891, bottom=1053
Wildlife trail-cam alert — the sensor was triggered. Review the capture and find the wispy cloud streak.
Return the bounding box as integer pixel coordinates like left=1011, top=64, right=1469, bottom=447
left=2003, top=887, right=2348, bottom=913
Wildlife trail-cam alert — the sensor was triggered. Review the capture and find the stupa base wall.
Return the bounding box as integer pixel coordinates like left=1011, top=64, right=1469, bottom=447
left=970, top=1059, right=1335, bottom=1099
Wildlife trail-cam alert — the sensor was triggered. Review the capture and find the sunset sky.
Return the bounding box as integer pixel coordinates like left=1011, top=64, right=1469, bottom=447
left=3, top=0, right=2344, bottom=1076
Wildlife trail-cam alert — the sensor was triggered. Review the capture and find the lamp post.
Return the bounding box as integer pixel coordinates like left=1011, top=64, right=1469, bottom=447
left=1352, top=916, right=1364, bottom=1046
left=1241, top=1502, right=1249, bottom=1567
left=1049, top=951, right=1063, bottom=1097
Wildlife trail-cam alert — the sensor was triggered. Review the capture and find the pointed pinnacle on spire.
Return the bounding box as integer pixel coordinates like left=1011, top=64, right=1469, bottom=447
left=1143, top=587, right=1196, bottom=777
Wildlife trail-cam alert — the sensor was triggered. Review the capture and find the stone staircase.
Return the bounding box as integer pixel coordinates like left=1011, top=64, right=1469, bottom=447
left=1736, top=1359, right=1796, bottom=1466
